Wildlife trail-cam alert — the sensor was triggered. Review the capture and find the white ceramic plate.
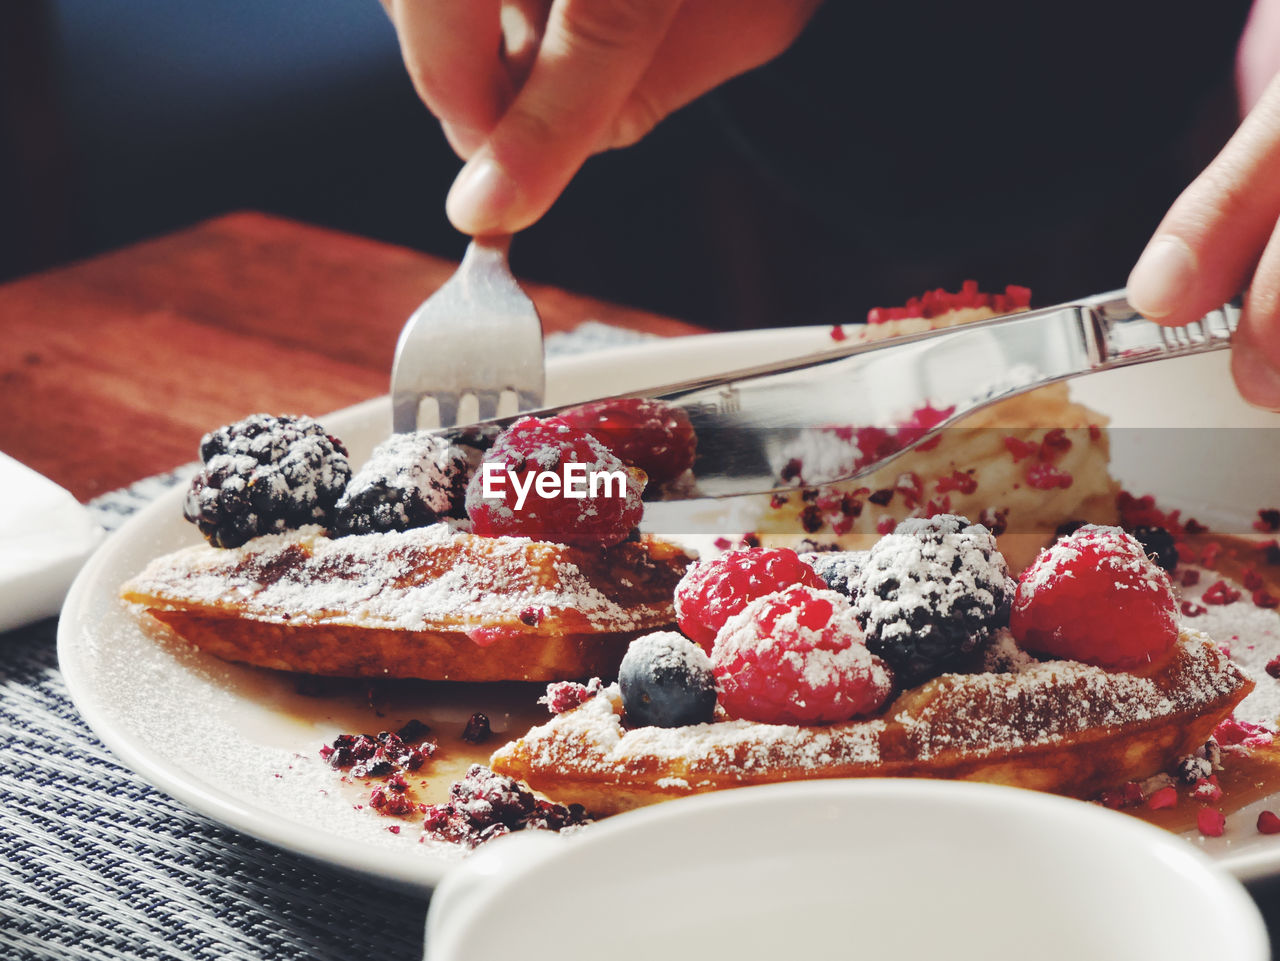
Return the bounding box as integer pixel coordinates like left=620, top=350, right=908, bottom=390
left=58, top=328, right=1280, bottom=889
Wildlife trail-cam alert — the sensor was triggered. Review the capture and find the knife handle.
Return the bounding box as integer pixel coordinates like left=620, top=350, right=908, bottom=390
left=1085, top=291, right=1240, bottom=370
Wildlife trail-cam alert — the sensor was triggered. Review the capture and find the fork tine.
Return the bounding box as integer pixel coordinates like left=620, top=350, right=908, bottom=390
left=475, top=390, right=501, bottom=421
left=389, top=234, right=544, bottom=433
left=435, top=394, right=460, bottom=430
left=392, top=394, right=423, bottom=434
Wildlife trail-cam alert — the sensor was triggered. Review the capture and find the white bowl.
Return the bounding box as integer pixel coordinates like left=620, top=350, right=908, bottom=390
left=425, top=779, right=1269, bottom=961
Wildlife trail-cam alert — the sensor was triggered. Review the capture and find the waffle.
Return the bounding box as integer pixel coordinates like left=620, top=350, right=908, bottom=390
left=121, top=523, right=692, bottom=681
left=489, top=631, right=1252, bottom=814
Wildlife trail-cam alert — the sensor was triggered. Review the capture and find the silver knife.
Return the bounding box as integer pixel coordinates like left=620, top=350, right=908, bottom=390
left=440, top=290, right=1239, bottom=499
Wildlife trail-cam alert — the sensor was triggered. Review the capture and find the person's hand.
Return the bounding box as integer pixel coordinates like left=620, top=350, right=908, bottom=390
left=380, top=0, right=821, bottom=235
left=1126, top=70, right=1280, bottom=410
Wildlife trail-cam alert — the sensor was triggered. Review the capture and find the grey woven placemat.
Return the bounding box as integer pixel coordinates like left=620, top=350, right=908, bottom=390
left=0, top=324, right=656, bottom=961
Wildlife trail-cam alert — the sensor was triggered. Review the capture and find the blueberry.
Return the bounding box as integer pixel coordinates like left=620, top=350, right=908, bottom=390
left=618, top=632, right=717, bottom=728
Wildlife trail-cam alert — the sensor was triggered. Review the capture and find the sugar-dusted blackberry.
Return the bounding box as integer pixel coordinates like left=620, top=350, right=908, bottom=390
left=184, top=413, right=351, bottom=548
left=618, top=632, right=717, bottom=728
left=799, top=550, right=867, bottom=600
left=332, top=431, right=481, bottom=536
left=852, top=514, right=1014, bottom=687
left=1130, top=524, right=1179, bottom=572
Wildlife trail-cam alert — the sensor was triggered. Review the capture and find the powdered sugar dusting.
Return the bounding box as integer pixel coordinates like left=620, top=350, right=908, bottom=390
left=494, top=684, right=886, bottom=776
left=492, top=634, right=1247, bottom=798
left=124, top=523, right=678, bottom=633
left=1179, top=566, right=1280, bottom=728
left=855, top=515, right=1012, bottom=643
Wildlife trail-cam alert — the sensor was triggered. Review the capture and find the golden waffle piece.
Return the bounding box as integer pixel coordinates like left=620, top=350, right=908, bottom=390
left=489, top=631, right=1252, bottom=814
left=121, top=523, right=692, bottom=681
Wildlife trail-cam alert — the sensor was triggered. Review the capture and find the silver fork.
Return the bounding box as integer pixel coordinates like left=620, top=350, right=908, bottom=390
left=390, top=235, right=545, bottom=432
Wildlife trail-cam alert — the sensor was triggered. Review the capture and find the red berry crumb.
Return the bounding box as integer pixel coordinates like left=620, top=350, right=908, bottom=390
left=675, top=548, right=825, bottom=651
left=1197, top=807, right=1226, bottom=837
left=711, top=584, right=893, bottom=725
left=1267, top=657, right=1280, bottom=679
left=1203, top=580, right=1242, bottom=606
left=558, top=397, right=697, bottom=487
left=1010, top=525, right=1178, bottom=668
left=1213, top=717, right=1275, bottom=749
left=1191, top=776, right=1223, bottom=802
left=1025, top=462, right=1073, bottom=490
left=465, top=416, right=644, bottom=547
left=1146, top=786, right=1177, bottom=810
left=540, top=678, right=604, bottom=714
left=1258, top=811, right=1280, bottom=835
left=369, top=774, right=418, bottom=817
left=866, top=281, right=1031, bottom=323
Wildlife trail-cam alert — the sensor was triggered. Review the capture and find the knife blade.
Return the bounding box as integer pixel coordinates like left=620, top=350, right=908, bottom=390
left=436, top=290, right=1238, bottom=500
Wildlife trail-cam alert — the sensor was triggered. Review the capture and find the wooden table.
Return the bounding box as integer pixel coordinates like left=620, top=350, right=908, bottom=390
left=0, top=212, right=705, bottom=501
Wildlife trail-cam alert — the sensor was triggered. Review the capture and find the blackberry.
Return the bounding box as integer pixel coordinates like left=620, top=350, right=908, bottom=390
left=799, top=550, right=867, bottom=600
left=332, top=431, right=480, bottom=536
left=184, top=414, right=351, bottom=548
left=618, top=632, right=717, bottom=728
left=852, top=514, right=1014, bottom=687
left=1131, top=525, right=1178, bottom=572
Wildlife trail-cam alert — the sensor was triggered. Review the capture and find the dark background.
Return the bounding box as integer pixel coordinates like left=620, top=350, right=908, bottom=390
left=0, top=0, right=1256, bottom=330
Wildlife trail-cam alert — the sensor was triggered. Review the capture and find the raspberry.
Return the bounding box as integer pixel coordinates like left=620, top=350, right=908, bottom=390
left=559, top=397, right=697, bottom=487
left=1197, top=807, right=1226, bottom=837
left=464, top=416, right=645, bottom=547
left=184, top=413, right=351, bottom=548
left=332, top=432, right=481, bottom=536
left=1258, top=811, right=1280, bottom=835
left=1010, top=525, right=1178, bottom=669
left=674, top=548, right=826, bottom=651
left=852, top=515, right=1014, bottom=687
left=618, top=631, right=717, bottom=728
left=711, top=585, right=893, bottom=725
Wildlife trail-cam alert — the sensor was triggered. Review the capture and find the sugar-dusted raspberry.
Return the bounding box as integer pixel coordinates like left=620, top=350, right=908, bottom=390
left=465, top=416, right=645, bottom=547
left=711, top=585, right=893, bottom=725
left=559, top=397, right=696, bottom=487
left=1010, top=524, right=1178, bottom=668
left=852, top=515, right=1014, bottom=687
left=674, top=548, right=826, bottom=651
